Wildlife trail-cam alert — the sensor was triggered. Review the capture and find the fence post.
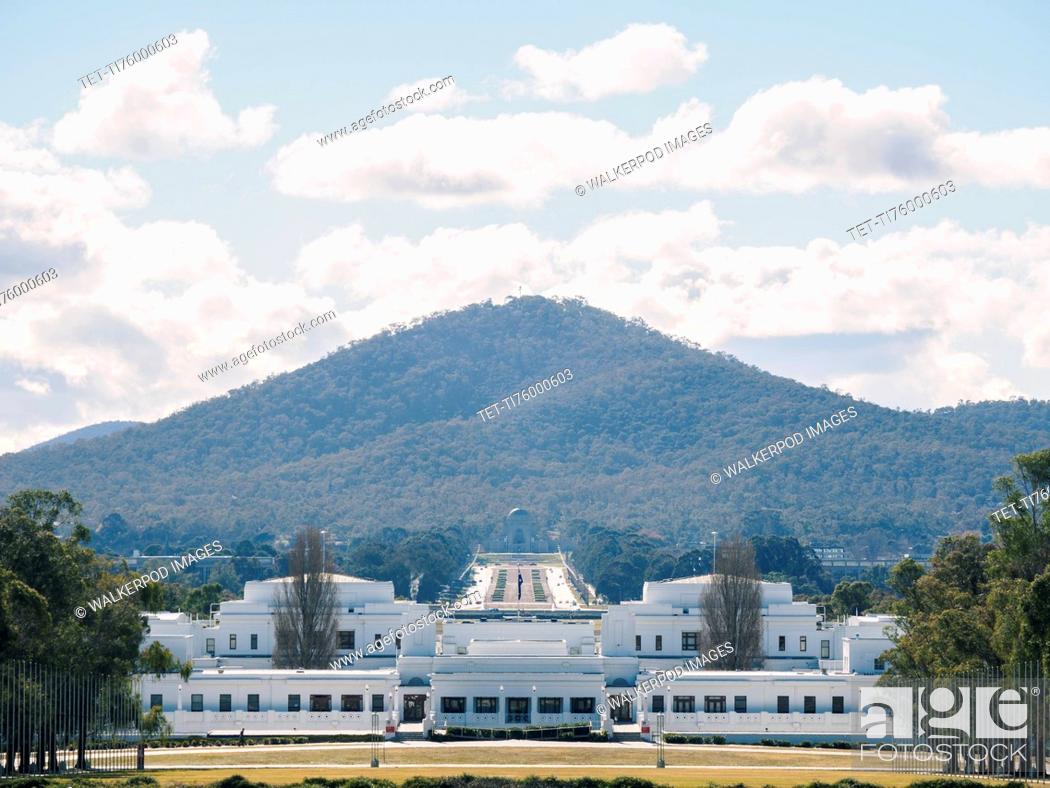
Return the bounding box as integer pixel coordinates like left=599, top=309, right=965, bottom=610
left=137, top=743, right=145, bottom=770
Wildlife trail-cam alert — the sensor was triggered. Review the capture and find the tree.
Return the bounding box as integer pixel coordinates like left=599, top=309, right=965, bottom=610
left=751, top=534, right=828, bottom=593
left=181, top=582, right=228, bottom=618
left=702, top=537, right=762, bottom=670
left=831, top=580, right=873, bottom=617
left=139, top=641, right=180, bottom=678
left=141, top=706, right=173, bottom=743
left=889, top=557, right=924, bottom=602
left=988, top=449, right=1050, bottom=580
left=272, top=527, right=338, bottom=668
left=0, top=490, right=145, bottom=673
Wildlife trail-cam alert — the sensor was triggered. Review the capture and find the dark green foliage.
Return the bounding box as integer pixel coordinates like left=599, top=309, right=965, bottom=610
left=441, top=723, right=594, bottom=741
left=0, top=490, right=145, bottom=672
left=212, top=777, right=271, bottom=788
left=884, top=451, right=1050, bottom=675
left=346, top=525, right=473, bottom=600
left=1, top=298, right=1047, bottom=556
left=566, top=524, right=831, bottom=604
left=751, top=535, right=827, bottom=593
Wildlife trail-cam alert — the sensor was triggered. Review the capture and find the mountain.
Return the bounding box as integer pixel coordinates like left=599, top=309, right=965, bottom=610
left=28, top=420, right=143, bottom=451
left=1, top=296, right=1047, bottom=557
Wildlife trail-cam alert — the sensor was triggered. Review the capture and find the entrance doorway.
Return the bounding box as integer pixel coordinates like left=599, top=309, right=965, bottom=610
left=403, top=694, right=427, bottom=722
left=610, top=695, right=633, bottom=722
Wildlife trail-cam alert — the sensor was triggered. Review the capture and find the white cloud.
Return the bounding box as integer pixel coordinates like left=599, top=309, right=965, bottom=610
left=0, top=125, right=339, bottom=454
left=270, top=76, right=1050, bottom=208
left=293, top=209, right=1050, bottom=413
left=15, top=378, right=50, bottom=395
left=52, top=29, right=277, bottom=159
left=269, top=110, right=647, bottom=209
left=382, top=77, right=485, bottom=113
left=504, top=23, right=708, bottom=102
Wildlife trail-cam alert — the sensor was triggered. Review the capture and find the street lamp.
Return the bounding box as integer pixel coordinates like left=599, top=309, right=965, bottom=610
left=320, top=530, right=328, bottom=572
left=711, top=531, right=718, bottom=574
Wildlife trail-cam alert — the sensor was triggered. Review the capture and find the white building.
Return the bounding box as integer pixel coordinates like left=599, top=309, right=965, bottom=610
left=140, top=574, right=897, bottom=741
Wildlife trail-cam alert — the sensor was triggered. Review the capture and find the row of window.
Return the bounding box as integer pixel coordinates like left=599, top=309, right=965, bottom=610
left=439, top=696, right=595, bottom=715
left=337, top=631, right=400, bottom=651
left=644, top=695, right=845, bottom=714
left=635, top=633, right=833, bottom=656
left=201, top=630, right=398, bottom=657
left=775, top=636, right=831, bottom=658
left=164, top=693, right=387, bottom=713
left=204, top=634, right=259, bottom=656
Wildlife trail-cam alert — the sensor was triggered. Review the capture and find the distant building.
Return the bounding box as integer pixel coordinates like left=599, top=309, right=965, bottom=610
left=813, top=546, right=848, bottom=561
left=487, top=508, right=552, bottom=553
left=140, top=574, right=896, bottom=741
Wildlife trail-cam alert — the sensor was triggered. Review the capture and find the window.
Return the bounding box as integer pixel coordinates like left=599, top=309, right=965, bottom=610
left=205, top=638, right=215, bottom=656
left=538, top=697, right=561, bottom=714
left=338, top=631, right=355, bottom=650
left=682, top=632, right=699, bottom=651
left=651, top=696, right=664, bottom=713
left=803, top=696, right=816, bottom=714
left=507, top=697, right=531, bottom=722
left=734, top=696, right=747, bottom=713
left=569, top=697, right=594, bottom=714
left=799, top=636, right=807, bottom=652
left=673, top=696, right=695, bottom=713
left=820, top=639, right=830, bottom=659
left=341, top=694, right=363, bottom=712
left=190, top=694, right=203, bottom=712
left=777, top=635, right=786, bottom=652
left=832, top=696, right=844, bottom=714
left=475, top=697, right=499, bottom=714
left=371, top=694, right=384, bottom=712
left=219, top=694, right=231, bottom=712
left=250, top=633, right=258, bottom=650
left=441, top=697, right=466, bottom=714
left=288, top=694, right=301, bottom=712
left=874, top=657, right=886, bottom=671
left=704, top=696, right=726, bottom=713
left=655, top=635, right=663, bottom=651
left=149, top=694, right=163, bottom=710
left=777, top=696, right=789, bottom=714
left=635, top=635, right=642, bottom=651
left=247, top=694, right=259, bottom=712
left=310, top=694, right=332, bottom=712
left=229, top=634, right=237, bottom=650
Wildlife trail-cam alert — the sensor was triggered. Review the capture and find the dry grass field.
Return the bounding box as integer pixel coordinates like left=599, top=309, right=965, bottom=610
left=142, top=765, right=940, bottom=787
left=124, top=742, right=1023, bottom=787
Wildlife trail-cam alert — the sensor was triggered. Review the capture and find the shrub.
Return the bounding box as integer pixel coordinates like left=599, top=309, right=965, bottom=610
left=212, top=775, right=268, bottom=788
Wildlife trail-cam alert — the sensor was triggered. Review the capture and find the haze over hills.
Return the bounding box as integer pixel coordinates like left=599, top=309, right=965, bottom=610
left=1, top=296, right=1047, bottom=557
left=27, top=420, right=143, bottom=451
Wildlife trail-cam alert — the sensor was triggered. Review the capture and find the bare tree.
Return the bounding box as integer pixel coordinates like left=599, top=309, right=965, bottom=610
left=702, top=536, right=762, bottom=669
left=272, top=527, right=338, bottom=668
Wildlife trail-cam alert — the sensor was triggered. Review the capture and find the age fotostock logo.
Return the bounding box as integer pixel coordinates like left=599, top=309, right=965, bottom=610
left=858, top=685, right=1032, bottom=766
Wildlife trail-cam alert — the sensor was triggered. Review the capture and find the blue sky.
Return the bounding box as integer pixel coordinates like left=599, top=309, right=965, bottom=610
left=1, top=1, right=1049, bottom=452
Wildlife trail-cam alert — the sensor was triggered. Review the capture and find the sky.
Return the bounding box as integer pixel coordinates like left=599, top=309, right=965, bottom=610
left=1, top=1, right=1049, bottom=454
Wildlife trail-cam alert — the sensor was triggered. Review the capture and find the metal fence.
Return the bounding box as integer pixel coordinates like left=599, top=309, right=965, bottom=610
left=857, top=663, right=1048, bottom=781
left=1, top=661, right=143, bottom=776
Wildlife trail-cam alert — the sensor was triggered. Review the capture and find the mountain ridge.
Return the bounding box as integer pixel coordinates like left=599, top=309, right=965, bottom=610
left=1, top=296, right=1046, bottom=556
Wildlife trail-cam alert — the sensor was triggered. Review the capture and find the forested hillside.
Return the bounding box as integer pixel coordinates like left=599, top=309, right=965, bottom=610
left=1, top=296, right=1047, bottom=557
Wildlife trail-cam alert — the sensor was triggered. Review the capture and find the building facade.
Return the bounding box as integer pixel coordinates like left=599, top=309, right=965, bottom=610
left=140, top=574, right=896, bottom=740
